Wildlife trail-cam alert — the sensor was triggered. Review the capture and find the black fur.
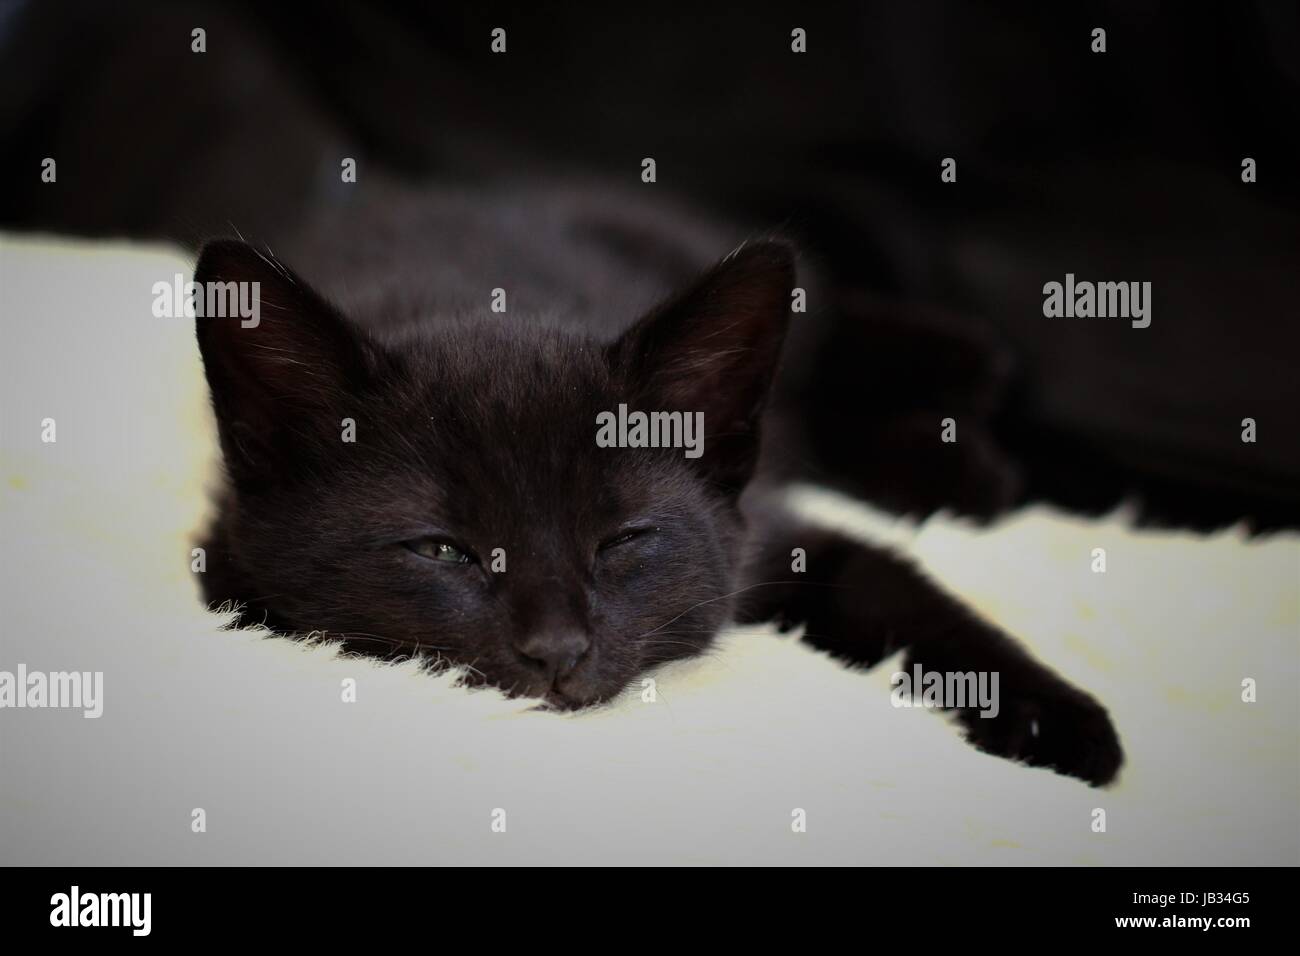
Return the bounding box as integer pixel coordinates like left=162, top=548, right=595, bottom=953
left=195, top=211, right=1123, bottom=786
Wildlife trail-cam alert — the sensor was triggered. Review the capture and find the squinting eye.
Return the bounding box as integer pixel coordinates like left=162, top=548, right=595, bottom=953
left=599, top=527, right=658, bottom=552
left=406, top=538, right=473, bottom=564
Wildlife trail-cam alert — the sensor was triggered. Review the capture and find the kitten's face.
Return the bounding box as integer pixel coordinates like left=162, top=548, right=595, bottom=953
left=195, top=240, right=793, bottom=707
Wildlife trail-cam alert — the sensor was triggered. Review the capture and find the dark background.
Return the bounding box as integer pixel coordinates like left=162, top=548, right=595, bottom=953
left=2, top=0, right=1297, bottom=530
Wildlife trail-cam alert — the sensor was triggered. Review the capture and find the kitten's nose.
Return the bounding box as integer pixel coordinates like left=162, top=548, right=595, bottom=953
left=515, top=631, right=590, bottom=678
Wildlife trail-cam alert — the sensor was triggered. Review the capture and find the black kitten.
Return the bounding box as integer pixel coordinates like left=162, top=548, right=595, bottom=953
left=194, top=229, right=1122, bottom=786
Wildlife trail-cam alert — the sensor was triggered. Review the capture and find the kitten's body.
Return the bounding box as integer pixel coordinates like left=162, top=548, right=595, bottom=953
left=197, top=182, right=1122, bottom=784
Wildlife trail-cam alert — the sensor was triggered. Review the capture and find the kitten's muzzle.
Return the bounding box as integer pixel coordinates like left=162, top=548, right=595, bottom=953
left=514, top=630, right=591, bottom=683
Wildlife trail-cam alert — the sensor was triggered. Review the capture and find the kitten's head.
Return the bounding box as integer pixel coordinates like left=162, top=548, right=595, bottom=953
left=194, top=238, right=794, bottom=707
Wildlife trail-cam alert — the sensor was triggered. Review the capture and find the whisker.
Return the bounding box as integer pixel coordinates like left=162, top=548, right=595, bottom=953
left=635, top=578, right=829, bottom=640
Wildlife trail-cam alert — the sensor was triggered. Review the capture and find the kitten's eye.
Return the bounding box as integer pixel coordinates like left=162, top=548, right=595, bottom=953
left=405, top=538, right=474, bottom=564
left=599, top=527, right=657, bottom=552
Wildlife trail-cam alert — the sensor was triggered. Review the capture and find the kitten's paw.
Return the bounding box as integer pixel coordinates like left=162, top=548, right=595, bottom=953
left=957, top=684, right=1123, bottom=787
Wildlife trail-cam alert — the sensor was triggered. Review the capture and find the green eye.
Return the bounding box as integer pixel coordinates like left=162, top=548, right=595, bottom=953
left=407, top=538, right=472, bottom=564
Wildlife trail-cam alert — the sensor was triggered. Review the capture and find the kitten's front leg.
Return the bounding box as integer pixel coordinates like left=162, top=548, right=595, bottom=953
left=739, top=499, right=1124, bottom=786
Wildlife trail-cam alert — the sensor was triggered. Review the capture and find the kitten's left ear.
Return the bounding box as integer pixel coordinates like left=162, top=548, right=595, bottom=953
left=609, top=240, right=796, bottom=493
left=193, top=239, right=373, bottom=487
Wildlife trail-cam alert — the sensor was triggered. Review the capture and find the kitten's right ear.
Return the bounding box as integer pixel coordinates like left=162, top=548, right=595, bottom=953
left=193, top=239, right=370, bottom=486
left=608, top=240, right=795, bottom=494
